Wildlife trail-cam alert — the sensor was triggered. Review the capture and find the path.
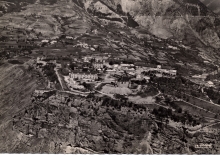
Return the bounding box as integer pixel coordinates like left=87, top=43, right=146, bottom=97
left=188, top=121, right=220, bottom=133
left=140, top=132, right=153, bottom=154
left=59, top=90, right=89, bottom=97
left=204, top=116, right=220, bottom=121
left=54, top=68, right=64, bottom=91
left=185, top=14, right=207, bottom=46
left=154, top=102, right=171, bottom=110
left=95, top=90, right=114, bottom=98
left=203, top=121, right=220, bottom=129
left=153, top=90, right=161, bottom=98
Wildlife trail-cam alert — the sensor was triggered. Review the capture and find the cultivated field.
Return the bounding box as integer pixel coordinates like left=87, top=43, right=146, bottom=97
left=185, top=94, right=220, bottom=115
left=101, top=85, right=132, bottom=95
left=0, top=0, right=93, bottom=38
left=129, top=96, right=155, bottom=105
left=174, top=101, right=217, bottom=119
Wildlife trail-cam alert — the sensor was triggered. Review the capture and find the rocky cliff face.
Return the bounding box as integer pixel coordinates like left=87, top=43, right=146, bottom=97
left=75, top=0, right=220, bottom=48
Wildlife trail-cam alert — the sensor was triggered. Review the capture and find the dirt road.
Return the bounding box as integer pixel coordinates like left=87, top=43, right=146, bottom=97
left=54, top=67, right=64, bottom=91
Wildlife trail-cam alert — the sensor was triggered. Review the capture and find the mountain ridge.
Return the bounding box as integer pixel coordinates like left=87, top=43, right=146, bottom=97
left=71, top=0, right=220, bottom=48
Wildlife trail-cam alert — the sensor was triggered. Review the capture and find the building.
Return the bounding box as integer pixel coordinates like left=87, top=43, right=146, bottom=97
left=143, top=65, right=177, bottom=77
left=48, top=60, right=56, bottom=64
left=120, top=64, right=134, bottom=70
left=157, top=65, right=162, bottom=69
left=207, top=81, right=214, bottom=87
left=106, top=69, right=116, bottom=74
left=125, top=68, right=135, bottom=73
left=117, top=81, right=130, bottom=88
left=69, top=71, right=98, bottom=81
left=169, top=70, right=177, bottom=76
left=136, top=74, right=143, bottom=79
left=134, top=62, right=152, bottom=69
left=66, top=36, right=73, bottom=40
left=56, top=63, right=62, bottom=68
left=36, top=57, right=47, bottom=67
left=83, top=56, right=93, bottom=62
left=93, top=62, right=104, bottom=69
left=42, top=39, right=49, bottom=43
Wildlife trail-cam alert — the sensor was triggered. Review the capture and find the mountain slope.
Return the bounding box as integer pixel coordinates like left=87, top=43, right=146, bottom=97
left=74, top=0, right=220, bottom=48
left=1, top=0, right=220, bottom=154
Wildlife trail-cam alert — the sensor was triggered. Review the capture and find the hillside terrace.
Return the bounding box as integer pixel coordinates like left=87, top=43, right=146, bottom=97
left=0, top=39, right=36, bottom=49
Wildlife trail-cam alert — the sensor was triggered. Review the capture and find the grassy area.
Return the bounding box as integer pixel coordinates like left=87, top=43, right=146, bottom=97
left=144, top=104, right=162, bottom=111
left=210, top=123, right=220, bottom=129
left=185, top=94, right=220, bottom=114
left=101, top=85, right=132, bottom=95
left=129, top=95, right=155, bottom=105
left=135, top=86, right=158, bottom=98
left=40, top=48, right=77, bottom=57
left=174, top=101, right=217, bottom=119
left=8, top=59, right=24, bottom=64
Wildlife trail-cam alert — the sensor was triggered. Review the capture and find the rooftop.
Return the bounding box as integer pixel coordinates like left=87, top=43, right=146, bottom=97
left=161, top=66, right=174, bottom=70
left=71, top=70, right=98, bottom=75
left=134, top=62, right=154, bottom=67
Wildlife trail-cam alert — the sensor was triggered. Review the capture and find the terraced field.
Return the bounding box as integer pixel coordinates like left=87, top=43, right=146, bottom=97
left=0, top=0, right=93, bottom=38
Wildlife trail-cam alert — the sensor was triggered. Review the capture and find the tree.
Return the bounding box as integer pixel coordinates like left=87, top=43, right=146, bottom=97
left=186, top=98, right=189, bottom=102
left=62, top=62, right=67, bottom=68
left=61, top=68, right=69, bottom=76
left=152, top=108, right=158, bottom=115
left=109, top=61, right=113, bottom=65
left=141, top=78, right=147, bottom=84
left=177, top=107, right=182, bottom=113
left=167, top=108, right=172, bottom=116
left=218, top=99, right=220, bottom=105
left=165, top=97, right=171, bottom=103
left=27, top=65, right=34, bottom=72
left=69, top=63, right=77, bottom=70
left=82, top=82, right=93, bottom=91
left=166, top=119, right=169, bottom=126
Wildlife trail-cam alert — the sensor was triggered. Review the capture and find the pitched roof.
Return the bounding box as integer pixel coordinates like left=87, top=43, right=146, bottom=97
left=71, top=70, right=98, bottom=75
left=161, top=66, right=174, bottom=70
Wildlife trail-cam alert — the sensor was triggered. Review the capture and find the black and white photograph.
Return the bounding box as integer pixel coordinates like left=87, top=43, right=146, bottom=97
left=0, top=0, right=220, bottom=154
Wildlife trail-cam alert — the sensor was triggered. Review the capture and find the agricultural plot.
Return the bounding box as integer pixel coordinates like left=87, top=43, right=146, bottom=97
left=128, top=96, right=155, bottom=105
left=0, top=0, right=94, bottom=39
left=40, top=48, right=80, bottom=57
left=101, top=85, right=132, bottom=95
left=144, top=104, right=162, bottom=111
left=174, top=101, right=217, bottom=119
left=185, top=94, right=220, bottom=115
left=211, top=123, right=220, bottom=129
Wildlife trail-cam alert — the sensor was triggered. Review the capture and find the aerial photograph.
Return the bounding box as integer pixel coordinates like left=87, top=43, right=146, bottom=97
left=0, top=0, right=220, bottom=154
